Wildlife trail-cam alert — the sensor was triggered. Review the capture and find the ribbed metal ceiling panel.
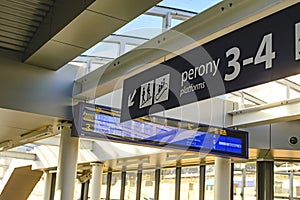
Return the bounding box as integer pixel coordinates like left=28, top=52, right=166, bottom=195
left=0, top=0, right=54, bottom=52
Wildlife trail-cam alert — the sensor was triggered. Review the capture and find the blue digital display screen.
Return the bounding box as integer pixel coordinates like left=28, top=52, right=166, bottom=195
left=73, top=103, right=248, bottom=158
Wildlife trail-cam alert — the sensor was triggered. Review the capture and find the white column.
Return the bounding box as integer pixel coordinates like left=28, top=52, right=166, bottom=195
left=54, top=125, right=79, bottom=200
left=43, top=171, right=52, bottom=200
left=90, top=162, right=103, bottom=200
left=214, top=157, right=231, bottom=200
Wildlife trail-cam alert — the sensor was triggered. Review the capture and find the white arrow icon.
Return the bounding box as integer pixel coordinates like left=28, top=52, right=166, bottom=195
left=128, top=89, right=136, bottom=107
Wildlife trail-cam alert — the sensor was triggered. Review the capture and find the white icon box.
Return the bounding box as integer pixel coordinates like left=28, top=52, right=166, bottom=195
left=154, top=74, right=170, bottom=104
left=139, top=80, right=154, bottom=109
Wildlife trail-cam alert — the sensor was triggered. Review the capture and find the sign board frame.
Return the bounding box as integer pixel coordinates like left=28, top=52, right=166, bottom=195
left=121, top=3, right=300, bottom=122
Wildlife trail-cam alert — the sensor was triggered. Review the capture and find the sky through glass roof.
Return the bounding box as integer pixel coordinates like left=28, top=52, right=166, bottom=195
left=158, top=0, right=222, bottom=13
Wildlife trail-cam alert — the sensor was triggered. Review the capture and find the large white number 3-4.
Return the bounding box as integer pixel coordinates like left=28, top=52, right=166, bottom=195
left=254, top=33, right=276, bottom=69
left=225, top=47, right=241, bottom=81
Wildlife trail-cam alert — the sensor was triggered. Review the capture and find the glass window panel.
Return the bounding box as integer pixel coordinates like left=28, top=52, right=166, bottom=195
left=233, top=169, right=242, bottom=200
left=110, top=172, right=122, bottom=199
left=159, top=168, right=176, bottom=200
left=274, top=173, right=290, bottom=198
left=125, top=171, right=138, bottom=200
left=100, top=173, right=108, bottom=199
left=294, top=174, right=300, bottom=198
left=205, top=165, right=214, bottom=200
left=233, top=163, right=256, bottom=200
left=115, top=15, right=163, bottom=39
left=275, top=162, right=300, bottom=173
left=245, top=163, right=256, bottom=200
left=274, top=162, right=300, bottom=199
left=140, top=170, right=155, bottom=200
left=180, top=166, right=200, bottom=200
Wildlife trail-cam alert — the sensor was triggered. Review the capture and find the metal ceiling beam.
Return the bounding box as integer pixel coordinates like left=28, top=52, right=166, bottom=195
left=228, top=98, right=300, bottom=127
left=74, top=0, right=300, bottom=101
left=0, top=0, right=48, bottom=16
left=3, top=0, right=50, bottom=12
left=0, top=41, right=25, bottom=51
left=29, top=0, right=54, bottom=6
left=0, top=151, right=36, bottom=160
left=0, top=24, right=34, bottom=37
left=0, top=18, right=37, bottom=32
left=34, top=136, right=94, bottom=150
left=0, top=30, right=31, bottom=42
left=0, top=5, right=44, bottom=21
left=0, top=12, right=40, bottom=26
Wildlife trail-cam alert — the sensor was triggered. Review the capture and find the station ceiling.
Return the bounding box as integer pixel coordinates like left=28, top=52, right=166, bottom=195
left=0, top=0, right=161, bottom=70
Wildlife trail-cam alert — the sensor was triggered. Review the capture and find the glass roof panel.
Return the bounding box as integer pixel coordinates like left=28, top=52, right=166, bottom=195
left=221, top=73, right=300, bottom=109
left=171, top=18, right=184, bottom=28
left=286, top=74, right=300, bottom=84
left=82, top=42, right=119, bottom=58
left=290, top=89, right=300, bottom=99
left=224, top=93, right=257, bottom=108
left=241, top=82, right=288, bottom=103
left=114, top=14, right=163, bottom=39
left=158, top=0, right=222, bottom=13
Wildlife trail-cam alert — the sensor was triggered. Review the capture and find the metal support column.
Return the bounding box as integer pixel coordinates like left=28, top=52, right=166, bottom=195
left=80, top=180, right=90, bottom=200
left=154, top=169, right=161, bottom=200
left=241, top=167, right=246, bottom=199
left=43, top=171, right=52, bottom=200
left=199, top=165, right=206, bottom=200
left=136, top=170, right=142, bottom=200
left=120, top=171, right=126, bottom=200
left=54, top=125, right=79, bottom=200
left=90, top=162, right=104, bottom=200
left=162, top=11, right=172, bottom=31
left=119, top=42, right=126, bottom=56
left=106, top=171, right=112, bottom=200
left=214, top=157, right=231, bottom=200
left=256, top=161, right=274, bottom=200
left=231, top=163, right=234, bottom=200
left=289, top=171, right=294, bottom=200
left=49, top=173, right=56, bottom=200
left=175, top=167, right=181, bottom=200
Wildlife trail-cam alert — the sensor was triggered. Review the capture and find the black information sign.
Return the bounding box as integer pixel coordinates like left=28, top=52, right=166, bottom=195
left=121, top=3, right=300, bottom=122
left=73, top=102, right=248, bottom=158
